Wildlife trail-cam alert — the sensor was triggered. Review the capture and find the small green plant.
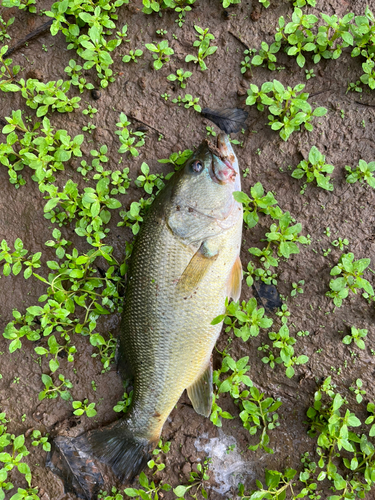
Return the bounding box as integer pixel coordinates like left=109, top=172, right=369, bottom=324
left=167, top=68, right=192, bottom=88
left=156, top=28, right=168, bottom=36
left=331, top=237, right=349, bottom=250
left=158, top=149, right=193, bottom=169
left=38, top=373, right=73, bottom=401
left=305, top=68, right=315, bottom=79
left=116, top=113, right=146, bottom=157
left=291, top=146, right=334, bottom=191
left=345, top=159, right=375, bottom=188
left=0, top=238, right=41, bottom=279
left=90, top=333, right=117, bottom=373
left=113, top=390, right=133, bottom=413
left=349, top=379, right=366, bottom=403
left=246, top=80, right=327, bottom=141
left=185, top=25, right=218, bottom=71
left=147, top=439, right=171, bottom=473
left=347, top=80, right=363, bottom=93
left=251, top=41, right=280, bottom=71
left=342, top=326, right=368, bottom=350
left=173, top=459, right=210, bottom=499
left=82, top=104, right=98, bottom=118
left=291, top=280, right=304, bottom=296
left=326, top=252, right=374, bottom=307
left=146, top=40, right=174, bottom=70
left=135, top=162, right=165, bottom=195
left=0, top=15, right=14, bottom=42
left=161, top=92, right=171, bottom=101
left=124, top=472, right=171, bottom=499
left=172, top=94, right=201, bottom=112
left=31, top=430, right=51, bottom=452
left=122, top=49, right=143, bottom=63
left=240, top=48, right=256, bottom=75
left=72, top=399, right=97, bottom=417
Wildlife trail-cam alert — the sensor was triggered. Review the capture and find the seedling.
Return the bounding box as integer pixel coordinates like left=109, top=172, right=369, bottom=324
left=124, top=472, right=171, bottom=499
left=82, top=123, right=97, bottom=134
left=167, top=68, right=192, bottom=88
left=82, top=104, right=98, bottom=118
left=90, top=333, right=117, bottom=373
left=0, top=238, right=41, bottom=279
left=113, top=390, right=133, bottom=413
left=240, top=49, right=256, bottom=74
left=156, top=29, right=168, bottom=36
left=173, top=459, right=210, bottom=499
left=292, top=146, right=334, bottom=191
left=122, top=49, right=143, bottom=63
left=116, top=112, right=146, bottom=157
left=148, top=439, right=171, bottom=473
left=347, top=80, right=362, bottom=93
left=331, top=237, right=349, bottom=250
left=326, top=252, right=374, bottom=306
left=135, top=162, right=165, bottom=195
left=206, top=126, right=216, bottom=136
left=349, top=379, right=366, bottom=403
left=291, top=280, right=304, bottom=296
left=38, top=373, right=73, bottom=401
left=342, top=326, right=368, bottom=350
left=305, top=68, right=315, bottom=79
left=185, top=25, right=218, bottom=71
left=345, top=159, right=375, bottom=188
left=145, top=40, right=174, bottom=70
left=172, top=94, right=201, bottom=112
left=158, top=149, right=193, bottom=169
left=31, top=430, right=51, bottom=452
left=0, top=16, right=14, bottom=42
left=72, top=399, right=97, bottom=417
left=251, top=41, right=280, bottom=71
left=246, top=80, right=327, bottom=141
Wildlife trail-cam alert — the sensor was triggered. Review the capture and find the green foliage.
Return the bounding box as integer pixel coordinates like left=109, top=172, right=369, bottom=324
left=145, top=40, right=174, bottom=70
left=113, top=390, right=133, bottom=413
left=45, top=0, right=128, bottom=88
left=64, top=59, right=95, bottom=93
left=0, top=15, right=14, bottom=42
left=345, top=159, right=375, bottom=188
left=291, top=280, right=304, bottom=296
left=173, top=459, right=209, bottom=499
left=72, top=399, right=97, bottom=417
left=0, top=111, right=84, bottom=186
left=124, top=472, right=172, bottom=499
left=122, top=49, right=143, bottom=63
left=342, top=327, right=368, bottom=350
left=0, top=0, right=36, bottom=12
left=34, top=334, right=76, bottom=373
left=38, top=373, right=73, bottom=401
left=172, top=94, right=201, bottom=112
left=238, top=468, right=297, bottom=499
left=240, top=49, right=256, bottom=75
left=82, top=104, right=98, bottom=118
left=185, top=25, right=218, bottom=71
left=31, top=430, right=51, bottom=452
left=246, top=80, right=327, bottom=141
left=116, top=113, right=146, bottom=157
left=135, top=163, right=166, bottom=195
left=90, top=332, right=118, bottom=373
left=211, top=353, right=281, bottom=453
left=221, top=0, right=240, bottom=8
left=167, top=68, right=192, bottom=88
left=118, top=197, right=154, bottom=235
left=331, top=237, right=349, bottom=251
left=326, top=252, right=374, bottom=307
left=349, top=379, right=366, bottom=404
left=147, top=439, right=171, bottom=473
left=291, top=146, right=334, bottom=192
left=212, top=297, right=273, bottom=341
left=0, top=238, right=41, bottom=279
left=157, top=149, right=193, bottom=169
left=251, top=42, right=281, bottom=71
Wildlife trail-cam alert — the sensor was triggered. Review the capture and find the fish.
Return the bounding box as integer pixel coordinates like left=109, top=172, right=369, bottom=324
left=49, top=133, right=243, bottom=497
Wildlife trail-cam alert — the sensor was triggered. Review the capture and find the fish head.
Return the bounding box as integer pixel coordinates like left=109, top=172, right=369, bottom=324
left=167, top=134, right=242, bottom=245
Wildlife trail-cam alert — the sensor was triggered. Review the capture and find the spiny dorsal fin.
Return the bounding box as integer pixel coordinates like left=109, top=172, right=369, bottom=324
left=187, top=361, right=213, bottom=418
left=228, top=255, right=242, bottom=302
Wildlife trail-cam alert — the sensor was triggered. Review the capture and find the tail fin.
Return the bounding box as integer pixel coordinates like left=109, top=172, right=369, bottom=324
left=47, top=420, right=153, bottom=499
left=85, top=419, right=152, bottom=482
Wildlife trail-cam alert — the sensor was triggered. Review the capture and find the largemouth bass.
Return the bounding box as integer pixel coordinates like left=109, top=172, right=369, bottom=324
left=51, top=133, right=243, bottom=495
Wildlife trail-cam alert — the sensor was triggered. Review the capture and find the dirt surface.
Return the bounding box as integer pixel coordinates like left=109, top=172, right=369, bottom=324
left=1, top=0, right=375, bottom=498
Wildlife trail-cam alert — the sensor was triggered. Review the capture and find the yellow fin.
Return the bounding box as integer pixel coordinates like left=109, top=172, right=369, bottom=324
left=228, top=255, right=242, bottom=301
left=187, top=361, right=213, bottom=418
left=176, top=246, right=217, bottom=295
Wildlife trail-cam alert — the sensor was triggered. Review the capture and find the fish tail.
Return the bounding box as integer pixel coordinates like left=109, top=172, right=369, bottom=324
left=85, top=419, right=153, bottom=482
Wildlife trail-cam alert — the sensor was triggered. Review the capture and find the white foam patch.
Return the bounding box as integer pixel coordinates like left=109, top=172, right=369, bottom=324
left=194, top=430, right=254, bottom=496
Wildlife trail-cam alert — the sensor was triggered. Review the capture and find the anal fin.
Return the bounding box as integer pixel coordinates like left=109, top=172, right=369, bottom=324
left=228, top=255, right=242, bottom=302
left=187, top=361, right=213, bottom=418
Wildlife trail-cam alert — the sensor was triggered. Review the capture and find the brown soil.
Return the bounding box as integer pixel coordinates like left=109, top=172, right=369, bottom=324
left=1, top=0, right=375, bottom=499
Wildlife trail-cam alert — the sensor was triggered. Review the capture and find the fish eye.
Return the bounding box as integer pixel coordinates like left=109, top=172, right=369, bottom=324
left=191, top=160, right=203, bottom=173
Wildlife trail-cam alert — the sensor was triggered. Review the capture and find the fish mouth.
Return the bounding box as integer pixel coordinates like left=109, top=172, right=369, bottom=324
left=212, top=135, right=236, bottom=184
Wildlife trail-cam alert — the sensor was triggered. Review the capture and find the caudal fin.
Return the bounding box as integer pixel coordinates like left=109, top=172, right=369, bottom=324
left=48, top=420, right=153, bottom=499
left=85, top=419, right=152, bottom=482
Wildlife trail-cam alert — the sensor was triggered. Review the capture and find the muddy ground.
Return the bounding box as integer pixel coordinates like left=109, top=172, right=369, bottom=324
left=1, top=0, right=375, bottom=498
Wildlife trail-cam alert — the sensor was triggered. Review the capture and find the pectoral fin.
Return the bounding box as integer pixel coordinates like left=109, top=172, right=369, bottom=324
left=187, top=361, right=213, bottom=418
left=176, top=245, right=218, bottom=295
left=228, top=255, right=242, bottom=301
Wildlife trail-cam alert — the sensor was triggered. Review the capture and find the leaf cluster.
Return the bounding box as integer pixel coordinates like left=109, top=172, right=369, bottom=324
left=185, top=25, right=217, bottom=71
left=292, top=146, right=334, bottom=192
left=116, top=113, right=146, bottom=157
left=246, top=79, right=327, bottom=141
left=0, top=238, right=41, bottom=279
left=145, top=40, right=174, bottom=70
left=345, top=159, right=375, bottom=188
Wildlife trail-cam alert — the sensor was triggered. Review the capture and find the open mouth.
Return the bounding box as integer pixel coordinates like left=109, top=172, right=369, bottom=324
left=213, top=135, right=236, bottom=183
